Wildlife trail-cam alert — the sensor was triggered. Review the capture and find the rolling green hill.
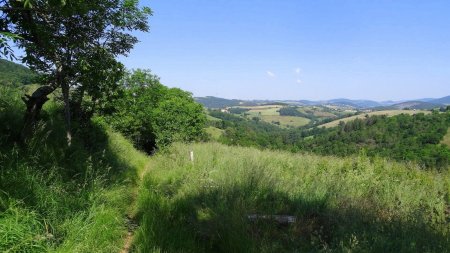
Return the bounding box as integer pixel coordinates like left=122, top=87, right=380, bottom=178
left=0, top=59, right=36, bottom=86
left=223, top=104, right=352, bottom=128
left=209, top=109, right=450, bottom=168
left=239, top=105, right=311, bottom=128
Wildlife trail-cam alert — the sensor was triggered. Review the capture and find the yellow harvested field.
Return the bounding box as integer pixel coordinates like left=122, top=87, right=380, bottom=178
left=237, top=105, right=284, bottom=110
left=247, top=108, right=280, bottom=116
left=441, top=127, right=450, bottom=147
left=241, top=106, right=282, bottom=117
left=260, top=115, right=310, bottom=128
left=318, top=110, right=431, bottom=128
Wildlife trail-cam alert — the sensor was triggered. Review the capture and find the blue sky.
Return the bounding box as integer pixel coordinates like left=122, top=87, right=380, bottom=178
left=119, top=0, right=450, bottom=101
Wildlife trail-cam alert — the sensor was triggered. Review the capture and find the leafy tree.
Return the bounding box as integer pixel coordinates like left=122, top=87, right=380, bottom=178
left=154, top=89, right=206, bottom=147
left=0, top=0, right=66, bottom=58
left=100, top=69, right=207, bottom=152
left=1, top=0, right=151, bottom=144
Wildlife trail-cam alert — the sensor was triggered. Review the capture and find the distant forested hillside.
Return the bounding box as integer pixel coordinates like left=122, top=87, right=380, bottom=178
left=0, top=59, right=36, bottom=86
left=300, top=112, right=450, bottom=168
left=195, top=96, right=244, bottom=108
left=379, top=101, right=444, bottom=110
left=210, top=110, right=450, bottom=168
left=195, top=96, right=261, bottom=108
left=431, top=95, right=450, bottom=105
left=209, top=110, right=287, bottom=148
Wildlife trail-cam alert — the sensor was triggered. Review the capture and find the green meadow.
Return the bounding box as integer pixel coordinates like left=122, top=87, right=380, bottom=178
left=234, top=105, right=311, bottom=128
left=133, top=142, right=449, bottom=252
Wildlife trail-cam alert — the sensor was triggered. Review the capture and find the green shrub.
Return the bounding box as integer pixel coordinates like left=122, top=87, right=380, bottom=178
left=100, top=69, right=207, bottom=152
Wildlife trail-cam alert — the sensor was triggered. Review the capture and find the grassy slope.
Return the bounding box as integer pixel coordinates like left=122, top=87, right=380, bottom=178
left=0, top=100, right=149, bottom=252
left=134, top=142, right=449, bottom=253
left=245, top=106, right=281, bottom=116
left=319, top=110, right=431, bottom=128
left=0, top=59, right=36, bottom=85
left=205, top=126, right=224, bottom=140
left=206, top=114, right=221, bottom=122
left=260, top=115, right=310, bottom=127
left=442, top=127, right=450, bottom=147
left=241, top=105, right=310, bottom=128
left=55, top=128, right=149, bottom=252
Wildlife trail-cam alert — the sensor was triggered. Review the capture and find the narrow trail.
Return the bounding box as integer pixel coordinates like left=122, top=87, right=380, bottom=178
left=121, top=234, right=132, bottom=253
left=120, top=161, right=152, bottom=253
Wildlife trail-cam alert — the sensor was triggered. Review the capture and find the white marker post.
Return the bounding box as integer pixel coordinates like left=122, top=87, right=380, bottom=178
left=189, top=150, right=194, bottom=162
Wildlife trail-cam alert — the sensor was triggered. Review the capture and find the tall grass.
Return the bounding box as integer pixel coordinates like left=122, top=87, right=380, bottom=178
left=134, top=142, right=449, bottom=252
left=0, top=85, right=149, bottom=252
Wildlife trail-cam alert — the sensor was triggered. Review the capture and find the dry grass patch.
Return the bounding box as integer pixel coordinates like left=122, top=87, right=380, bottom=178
left=319, top=110, right=431, bottom=128
left=441, top=127, right=450, bottom=146
left=260, top=115, right=310, bottom=127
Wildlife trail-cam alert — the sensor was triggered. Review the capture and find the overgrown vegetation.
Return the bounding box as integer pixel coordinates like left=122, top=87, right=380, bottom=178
left=98, top=69, right=207, bottom=152
left=299, top=112, right=450, bottom=168
left=0, top=85, right=149, bottom=252
left=134, top=142, right=449, bottom=252
left=0, top=57, right=207, bottom=251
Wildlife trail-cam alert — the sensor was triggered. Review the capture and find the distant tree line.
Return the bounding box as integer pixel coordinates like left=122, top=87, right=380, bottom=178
left=228, top=107, right=250, bottom=114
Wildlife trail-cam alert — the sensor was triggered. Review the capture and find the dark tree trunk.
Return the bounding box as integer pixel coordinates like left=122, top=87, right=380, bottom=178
left=21, top=86, right=55, bottom=142
left=61, top=82, right=72, bottom=146
left=71, top=86, right=85, bottom=121
left=55, top=63, right=72, bottom=146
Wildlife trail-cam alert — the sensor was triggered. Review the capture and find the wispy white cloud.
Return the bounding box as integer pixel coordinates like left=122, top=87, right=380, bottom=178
left=295, top=67, right=302, bottom=84
left=267, top=71, right=275, bottom=78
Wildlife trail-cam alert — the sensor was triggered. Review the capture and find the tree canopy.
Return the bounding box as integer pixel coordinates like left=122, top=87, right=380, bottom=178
left=1, top=0, right=151, bottom=143
left=99, top=69, right=207, bottom=152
